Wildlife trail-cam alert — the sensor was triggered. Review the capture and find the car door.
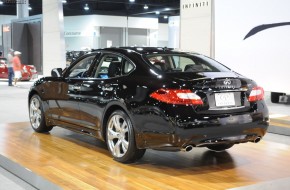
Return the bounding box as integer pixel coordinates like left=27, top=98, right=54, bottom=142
left=78, top=53, right=134, bottom=131
left=55, top=54, right=98, bottom=126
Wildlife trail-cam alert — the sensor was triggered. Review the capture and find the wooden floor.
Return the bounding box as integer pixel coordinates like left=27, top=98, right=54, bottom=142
left=1, top=122, right=290, bottom=190
left=270, top=115, right=290, bottom=128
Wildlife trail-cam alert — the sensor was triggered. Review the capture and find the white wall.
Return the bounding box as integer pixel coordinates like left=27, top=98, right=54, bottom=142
left=158, top=23, right=168, bottom=47
left=215, top=0, right=290, bottom=93
left=64, top=15, right=159, bottom=50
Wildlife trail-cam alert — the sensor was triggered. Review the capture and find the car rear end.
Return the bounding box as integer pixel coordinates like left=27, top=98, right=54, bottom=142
left=142, top=51, right=269, bottom=150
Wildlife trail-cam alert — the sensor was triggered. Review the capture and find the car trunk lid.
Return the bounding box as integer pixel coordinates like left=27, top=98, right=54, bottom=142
left=165, top=72, right=252, bottom=114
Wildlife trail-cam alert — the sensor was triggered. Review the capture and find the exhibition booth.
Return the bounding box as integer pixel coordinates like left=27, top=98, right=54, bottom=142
left=0, top=0, right=290, bottom=189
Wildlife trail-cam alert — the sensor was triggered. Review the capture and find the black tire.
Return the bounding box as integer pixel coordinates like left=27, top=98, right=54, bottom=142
left=207, top=144, right=234, bottom=152
left=29, top=94, right=53, bottom=133
left=271, top=92, right=285, bottom=103
left=106, top=110, right=146, bottom=163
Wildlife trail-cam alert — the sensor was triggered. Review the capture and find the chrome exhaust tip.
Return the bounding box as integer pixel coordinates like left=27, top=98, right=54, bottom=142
left=253, top=136, right=261, bottom=143
left=181, top=145, right=193, bottom=152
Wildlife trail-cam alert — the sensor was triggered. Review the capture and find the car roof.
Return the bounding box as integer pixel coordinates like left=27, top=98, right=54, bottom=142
left=92, top=47, right=195, bottom=56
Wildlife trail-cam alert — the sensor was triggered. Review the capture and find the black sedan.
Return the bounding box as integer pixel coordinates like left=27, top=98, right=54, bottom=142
left=28, top=47, right=269, bottom=163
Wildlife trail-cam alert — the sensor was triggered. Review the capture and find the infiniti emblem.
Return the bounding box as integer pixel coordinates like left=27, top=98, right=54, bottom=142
left=223, top=79, right=232, bottom=85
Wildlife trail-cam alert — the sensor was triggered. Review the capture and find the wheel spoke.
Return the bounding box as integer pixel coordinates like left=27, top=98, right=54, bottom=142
left=113, top=140, right=122, bottom=157
left=120, top=121, right=127, bottom=131
left=121, top=139, right=129, bottom=151
left=113, top=116, right=121, bottom=131
left=107, top=128, right=119, bottom=140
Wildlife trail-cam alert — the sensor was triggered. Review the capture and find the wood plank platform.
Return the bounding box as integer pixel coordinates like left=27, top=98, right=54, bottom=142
left=1, top=122, right=290, bottom=190
left=270, top=115, right=290, bottom=128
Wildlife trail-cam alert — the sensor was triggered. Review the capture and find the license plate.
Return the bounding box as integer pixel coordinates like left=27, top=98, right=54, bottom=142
left=215, top=93, right=235, bottom=107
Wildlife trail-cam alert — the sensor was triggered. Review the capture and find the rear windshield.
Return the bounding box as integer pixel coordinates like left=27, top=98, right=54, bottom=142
left=145, top=54, right=231, bottom=73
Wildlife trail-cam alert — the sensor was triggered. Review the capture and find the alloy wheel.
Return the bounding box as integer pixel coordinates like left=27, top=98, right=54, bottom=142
left=107, top=115, right=129, bottom=158
left=30, top=96, right=42, bottom=129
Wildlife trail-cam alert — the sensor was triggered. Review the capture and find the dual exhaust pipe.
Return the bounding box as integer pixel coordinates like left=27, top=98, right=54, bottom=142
left=253, top=136, right=261, bottom=143
left=181, top=136, right=261, bottom=152
left=181, top=145, right=194, bottom=152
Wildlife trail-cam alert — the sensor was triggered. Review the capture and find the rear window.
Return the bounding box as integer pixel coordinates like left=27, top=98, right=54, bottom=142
left=145, top=54, right=230, bottom=73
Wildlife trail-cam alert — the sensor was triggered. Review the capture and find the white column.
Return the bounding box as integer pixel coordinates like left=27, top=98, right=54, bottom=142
left=42, top=0, right=66, bottom=76
left=180, top=0, right=213, bottom=56
left=168, top=16, right=180, bottom=49
left=17, top=0, right=29, bottom=18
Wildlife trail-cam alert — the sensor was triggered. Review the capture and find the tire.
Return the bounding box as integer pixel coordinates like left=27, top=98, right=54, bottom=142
left=207, top=144, right=234, bottom=152
left=271, top=92, right=285, bottom=103
left=29, top=94, right=53, bottom=133
left=106, top=110, right=146, bottom=163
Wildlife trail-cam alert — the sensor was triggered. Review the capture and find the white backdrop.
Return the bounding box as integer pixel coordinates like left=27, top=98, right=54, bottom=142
left=214, top=0, right=290, bottom=93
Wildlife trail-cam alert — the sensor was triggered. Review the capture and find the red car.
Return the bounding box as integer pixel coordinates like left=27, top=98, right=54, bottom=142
left=0, top=57, right=38, bottom=81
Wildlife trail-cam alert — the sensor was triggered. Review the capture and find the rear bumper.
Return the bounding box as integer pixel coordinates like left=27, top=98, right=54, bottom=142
left=134, top=112, right=269, bottom=150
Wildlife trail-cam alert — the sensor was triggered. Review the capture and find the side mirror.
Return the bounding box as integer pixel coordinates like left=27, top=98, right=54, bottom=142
left=51, top=68, right=63, bottom=77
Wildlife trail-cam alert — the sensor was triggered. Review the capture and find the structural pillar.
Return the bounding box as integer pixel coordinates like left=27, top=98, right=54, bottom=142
left=180, top=0, right=213, bottom=57
left=42, top=0, right=66, bottom=76
left=17, top=0, right=29, bottom=19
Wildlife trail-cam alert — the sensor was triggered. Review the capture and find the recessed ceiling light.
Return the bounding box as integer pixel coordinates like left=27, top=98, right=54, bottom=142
left=28, top=6, right=32, bottom=10
left=129, top=0, right=135, bottom=2
left=165, top=8, right=170, bottom=11
left=144, top=4, right=148, bottom=9
left=62, top=0, right=67, bottom=3
left=155, top=11, right=160, bottom=15
left=0, top=1, right=3, bottom=5
left=164, top=15, right=168, bottom=19
left=84, top=4, right=89, bottom=10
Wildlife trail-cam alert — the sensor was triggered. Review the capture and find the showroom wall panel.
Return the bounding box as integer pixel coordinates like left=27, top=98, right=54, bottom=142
left=1, top=23, right=12, bottom=56
left=100, top=27, right=124, bottom=48
left=128, top=28, right=147, bottom=47
left=0, top=15, right=16, bottom=48
left=157, top=23, right=168, bottom=47
left=63, top=15, right=160, bottom=50
left=12, top=22, right=28, bottom=64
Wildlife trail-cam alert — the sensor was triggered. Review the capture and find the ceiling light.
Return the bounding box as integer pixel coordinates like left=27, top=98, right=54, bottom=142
left=164, top=15, right=168, bottom=19
left=165, top=8, right=170, bottom=11
left=129, top=0, right=135, bottom=2
left=62, top=0, right=67, bottom=3
left=28, top=6, right=32, bottom=10
left=84, top=4, right=89, bottom=11
left=155, top=11, right=160, bottom=15
left=144, top=4, right=148, bottom=9
left=0, top=1, right=3, bottom=5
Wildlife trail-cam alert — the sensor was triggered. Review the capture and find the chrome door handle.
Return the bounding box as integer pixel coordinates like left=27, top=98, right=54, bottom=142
left=73, top=86, right=81, bottom=91
left=102, top=86, right=113, bottom=91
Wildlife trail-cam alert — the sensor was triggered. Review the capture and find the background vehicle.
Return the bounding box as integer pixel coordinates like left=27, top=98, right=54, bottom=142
left=28, top=47, right=269, bottom=163
left=0, top=57, right=38, bottom=81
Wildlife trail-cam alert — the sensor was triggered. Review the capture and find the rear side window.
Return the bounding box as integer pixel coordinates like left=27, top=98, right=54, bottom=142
left=146, top=54, right=230, bottom=73
left=93, top=54, right=135, bottom=79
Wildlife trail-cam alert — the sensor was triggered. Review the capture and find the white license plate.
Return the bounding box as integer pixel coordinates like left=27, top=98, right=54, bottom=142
left=215, top=93, right=235, bottom=107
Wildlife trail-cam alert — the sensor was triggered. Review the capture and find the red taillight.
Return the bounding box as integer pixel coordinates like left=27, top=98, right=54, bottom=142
left=150, top=89, right=203, bottom=105
left=248, top=86, right=264, bottom=102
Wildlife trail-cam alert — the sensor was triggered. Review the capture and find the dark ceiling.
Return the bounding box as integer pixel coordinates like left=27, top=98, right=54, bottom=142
left=0, top=0, right=180, bottom=23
